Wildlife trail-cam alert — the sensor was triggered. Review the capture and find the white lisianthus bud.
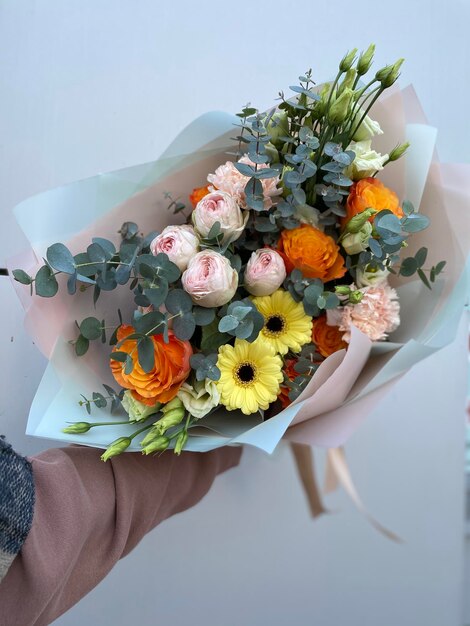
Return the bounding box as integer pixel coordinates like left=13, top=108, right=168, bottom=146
left=352, top=110, right=383, bottom=141
left=177, top=378, right=220, bottom=419
left=121, top=391, right=161, bottom=422
left=150, top=225, right=199, bottom=272
left=141, top=436, right=170, bottom=455
left=182, top=250, right=238, bottom=308
left=101, top=437, right=131, bottom=462
left=345, top=140, right=388, bottom=180
left=356, top=265, right=389, bottom=288
left=244, top=249, right=286, bottom=297
left=341, top=222, right=373, bottom=255
left=193, top=190, right=248, bottom=244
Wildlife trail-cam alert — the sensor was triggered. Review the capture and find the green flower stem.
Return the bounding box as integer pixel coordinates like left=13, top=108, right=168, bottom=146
left=325, top=70, right=343, bottom=112
left=348, top=87, right=384, bottom=143
left=129, top=423, right=155, bottom=440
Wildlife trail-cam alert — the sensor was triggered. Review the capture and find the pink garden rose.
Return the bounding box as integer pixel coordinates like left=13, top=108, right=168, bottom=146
left=244, top=249, right=286, bottom=296
left=207, top=155, right=282, bottom=210
left=193, top=190, right=247, bottom=244
left=327, top=283, right=400, bottom=342
left=182, top=250, right=238, bottom=308
left=150, top=225, right=199, bottom=272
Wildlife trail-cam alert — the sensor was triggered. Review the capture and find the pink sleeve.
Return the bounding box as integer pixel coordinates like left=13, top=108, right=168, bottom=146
left=0, top=444, right=241, bottom=625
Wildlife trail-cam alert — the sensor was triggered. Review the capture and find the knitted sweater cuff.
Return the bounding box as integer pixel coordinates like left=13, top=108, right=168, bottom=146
left=0, top=437, right=35, bottom=582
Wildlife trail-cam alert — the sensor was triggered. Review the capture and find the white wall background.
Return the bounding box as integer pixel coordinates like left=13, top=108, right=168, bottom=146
left=0, top=1, right=469, bottom=625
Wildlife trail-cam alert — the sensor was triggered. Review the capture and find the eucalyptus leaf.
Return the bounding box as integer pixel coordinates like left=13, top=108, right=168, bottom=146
left=80, top=317, right=102, bottom=340
left=399, top=257, right=418, bottom=277
left=138, top=336, right=155, bottom=373
left=12, top=269, right=32, bottom=285
left=165, top=289, right=193, bottom=314
left=172, top=312, right=196, bottom=341
left=46, top=243, right=76, bottom=274
left=75, top=334, right=89, bottom=357
left=193, top=307, right=216, bottom=326
left=35, top=265, right=58, bottom=298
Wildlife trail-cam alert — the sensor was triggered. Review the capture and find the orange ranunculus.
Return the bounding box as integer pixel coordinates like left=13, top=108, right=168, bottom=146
left=311, top=315, right=347, bottom=358
left=279, top=224, right=346, bottom=282
left=189, top=185, right=211, bottom=208
left=111, top=325, right=192, bottom=405
left=278, top=358, right=298, bottom=409
left=342, top=177, right=402, bottom=229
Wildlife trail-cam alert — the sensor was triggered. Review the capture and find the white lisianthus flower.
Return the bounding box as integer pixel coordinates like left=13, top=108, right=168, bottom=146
left=356, top=265, right=389, bottom=288
left=352, top=110, right=383, bottom=141
left=121, top=390, right=161, bottom=422
left=346, top=140, right=388, bottom=180
left=293, top=204, right=322, bottom=229
left=341, top=221, right=373, bottom=255
left=177, top=379, right=220, bottom=419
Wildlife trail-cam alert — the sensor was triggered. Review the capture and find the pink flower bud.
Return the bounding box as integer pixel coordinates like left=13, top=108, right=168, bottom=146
left=150, top=225, right=199, bottom=271
left=182, top=250, right=238, bottom=308
left=193, top=191, right=247, bottom=244
left=244, top=249, right=286, bottom=296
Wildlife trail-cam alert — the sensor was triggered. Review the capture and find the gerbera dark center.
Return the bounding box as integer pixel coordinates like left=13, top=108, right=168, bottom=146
left=237, top=364, right=255, bottom=383
left=266, top=315, right=285, bottom=333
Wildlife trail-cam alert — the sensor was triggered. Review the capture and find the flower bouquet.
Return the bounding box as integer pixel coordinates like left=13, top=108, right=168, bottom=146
left=10, top=46, right=470, bottom=468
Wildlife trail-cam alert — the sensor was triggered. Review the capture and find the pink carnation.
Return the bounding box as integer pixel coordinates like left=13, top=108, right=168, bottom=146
left=207, top=155, right=282, bottom=210
left=327, top=283, right=400, bottom=343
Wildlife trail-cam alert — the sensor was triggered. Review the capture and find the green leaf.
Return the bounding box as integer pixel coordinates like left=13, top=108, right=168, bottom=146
left=46, top=243, right=76, bottom=274
left=399, top=257, right=418, bottom=277
left=138, top=336, right=155, bottom=373
left=207, top=221, right=222, bottom=240
left=201, top=319, right=230, bottom=353
left=165, top=289, right=193, bottom=314
left=323, top=292, right=340, bottom=309
left=231, top=305, right=252, bottom=321
left=75, top=334, right=89, bottom=356
left=417, top=268, right=432, bottom=290
left=375, top=213, right=402, bottom=235
left=110, top=351, right=128, bottom=362
left=74, top=252, right=98, bottom=277
left=124, top=355, right=134, bottom=375
left=80, top=317, right=102, bottom=340
left=173, top=312, right=196, bottom=341
left=92, top=392, right=107, bottom=409
left=304, top=282, right=323, bottom=304
left=233, top=319, right=254, bottom=340
left=401, top=214, right=430, bottom=233
left=120, top=222, right=139, bottom=240
left=87, top=242, right=112, bottom=263
left=12, top=269, right=32, bottom=285
left=414, top=247, right=428, bottom=268
left=35, top=265, right=58, bottom=298
left=402, top=200, right=415, bottom=216
left=144, top=278, right=169, bottom=309
left=134, top=311, right=165, bottom=335
left=67, top=273, right=77, bottom=295
left=92, top=238, right=116, bottom=257
left=115, top=264, right=131, bottom=285
left=219, top=315, right=239, bottom=333
left=193, top=307, right=215, bottom=326
left=434, top=260, right=446, bottom=275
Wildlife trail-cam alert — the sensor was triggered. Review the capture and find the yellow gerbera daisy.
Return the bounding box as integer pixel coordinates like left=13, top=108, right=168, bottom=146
left=252, top=289, right=313, bottom=356
left=216, top=340, right=283, bottom=415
